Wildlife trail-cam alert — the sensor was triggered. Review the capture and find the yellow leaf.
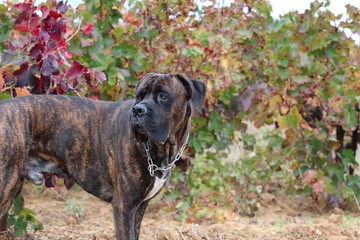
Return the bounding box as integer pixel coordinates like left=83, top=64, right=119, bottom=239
left=221, top=58, right=229, bottom=69
left=276, top=114, right=287, bottom=129
left=15, top=87, right=31, bottom=97
left=269, top=95, right=282, bottom=110
left=276, top=107, right=302, bottom=129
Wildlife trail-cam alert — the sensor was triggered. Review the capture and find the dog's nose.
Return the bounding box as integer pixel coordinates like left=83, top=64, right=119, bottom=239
left=132, top=104, right=147, bottom=117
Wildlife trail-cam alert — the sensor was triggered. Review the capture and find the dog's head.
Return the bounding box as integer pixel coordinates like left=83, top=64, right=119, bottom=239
left=131, top=73, right=206, bottom=144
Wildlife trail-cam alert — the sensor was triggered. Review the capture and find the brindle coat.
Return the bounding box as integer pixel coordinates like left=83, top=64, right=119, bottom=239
left=0, top=73, right=206, bottom=239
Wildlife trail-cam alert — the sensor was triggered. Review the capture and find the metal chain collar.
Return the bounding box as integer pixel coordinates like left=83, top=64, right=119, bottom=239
left=144, top=133, right=190, bottom=177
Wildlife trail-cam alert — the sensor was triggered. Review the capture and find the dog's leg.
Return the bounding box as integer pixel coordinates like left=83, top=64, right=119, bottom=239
left=112, top=195, right=137, bottom=240
left=0, top=147, right=25, bottom=234
left=0, top=214, right=7, bottom=233
left=134, top=200, right=149, bottom=240
left=0, top=178, right=24, bottom=236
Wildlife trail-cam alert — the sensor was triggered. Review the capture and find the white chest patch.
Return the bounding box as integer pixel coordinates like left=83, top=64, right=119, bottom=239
left=144, top=176, right=167, bottom=201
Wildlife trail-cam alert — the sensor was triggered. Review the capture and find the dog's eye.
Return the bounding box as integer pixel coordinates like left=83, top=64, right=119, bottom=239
left=159, top=94, right=168, bottom=100
left=136, top=95, right=142, bottom=102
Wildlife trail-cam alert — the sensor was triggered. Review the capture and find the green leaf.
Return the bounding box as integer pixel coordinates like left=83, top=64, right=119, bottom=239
left=278, top=67, right=289, bottom=79
left=13, top=196, right=23, bottom=215
left=340, top=149, right=356, bottom=167
left=6, top=215, right=16, bottom=226
left=21, top=208, right=36, bottom=217
left=0, top=4, right=7, bottom=12
left=184, top=47, right=203, bottom=57
left=347, top=176, right=360, bottom=187
left=32, top=221, right=44, bottom=232
left=0, top=93, right=12, bottom=100
left=278, top=58, right=289, bottom=67
left=107, top=67, right=120, bottom=86
left=194, top=29, right=211, bottom=47
left=14, top=220, right=27, bottom=237
left=208, top=111, right=222, bottom=132
left=327, top=164, right=343, bottom=179
left=112, top=42, right=138, bottom=58
left=344, top=105, right=357, bottom=127
left=111, top=28, right=124, bottom=42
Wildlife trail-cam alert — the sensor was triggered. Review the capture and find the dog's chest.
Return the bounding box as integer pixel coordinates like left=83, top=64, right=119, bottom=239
left=144, top=176, right=167, bottom=201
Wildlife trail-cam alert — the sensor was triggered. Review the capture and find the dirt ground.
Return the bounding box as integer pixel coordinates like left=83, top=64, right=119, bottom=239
left=6, top=184, right=360, bottom=240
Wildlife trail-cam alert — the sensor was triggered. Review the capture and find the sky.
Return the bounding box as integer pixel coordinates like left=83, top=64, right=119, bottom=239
left=268, top=0, right=360, bottom=43
left=40, top=0, right=360, bottom=17
left=270, top=0, right=359, bottom=19
left=3, top=0, right=359, bottom=19
left=1, top=0, right=359, bottom=41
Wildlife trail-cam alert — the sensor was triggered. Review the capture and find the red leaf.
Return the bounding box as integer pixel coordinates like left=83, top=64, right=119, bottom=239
left=15, top=21, right=29, bottom=32
left=83, top=23, right=94, bottom=35
left=94, top=69, right=106, bottom=83
left=58, top=18, right=67, bottom=32
left=64, top=51, right=72, bottom=59
left=40, top=26, right=51, bottom=43
left=41, top=54, right=59, bottom=76
left=54, top=72, right=67, bottom=94
left=42, top=15, right=54, bottom=30
left=14, top=3, right=34, bottom=31
left=58, top=0, right=69, bottom=14
left=59, top=39, right=67, bottom=48
left=15, top=11, right=30, bottom=25
left=84, top=72, right=92, bottom=85
left=14, top=3, right=33, bottom=11
left=29, top=13, right=40, bottom=30
left=49, top=10, right=62, bottom=19
left=64, top=26, right=74, bottom=39
left=32, top=74, right=51, bottom=94
left=90, top=94, right=100, bottom=100
left=14, top=64, right=38, bottom=90
left=13, top=62, right=29, bottom=77
left=50, top=23, right=62, bottom=42
left=66, top=61, right=85, bottom=80
left=30, top=43, right=45, bottom=61
left=40, top=5, right=50, bottom=19
left=30, top=25, right=41, bottom=36
left=204, top=48, right=214, bottom=54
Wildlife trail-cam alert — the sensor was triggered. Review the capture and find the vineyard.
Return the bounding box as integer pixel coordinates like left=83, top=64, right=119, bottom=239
left=0, top=0, right=360, bottom=238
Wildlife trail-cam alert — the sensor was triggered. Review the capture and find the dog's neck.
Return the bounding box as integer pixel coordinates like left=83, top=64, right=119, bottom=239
left=139, top=103, right=192, bottom=178
left=144, top=130, right=189, bottom=178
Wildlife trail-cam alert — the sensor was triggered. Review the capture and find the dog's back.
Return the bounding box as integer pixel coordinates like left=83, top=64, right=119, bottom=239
left=0, top=95, right=131, bottom=222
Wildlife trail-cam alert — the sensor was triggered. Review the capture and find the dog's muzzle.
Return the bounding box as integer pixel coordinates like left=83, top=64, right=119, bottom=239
left=132, top=104, right=147, bottom=118
left=132, top=104, right=148, bottom=135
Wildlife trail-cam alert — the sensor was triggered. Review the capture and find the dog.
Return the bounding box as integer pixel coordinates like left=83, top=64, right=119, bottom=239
left=0, top=73, right=206, bottom=239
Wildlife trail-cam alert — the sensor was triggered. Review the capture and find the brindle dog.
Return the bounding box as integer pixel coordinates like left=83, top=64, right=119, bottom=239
left=0, top=73, right=206, bottom=239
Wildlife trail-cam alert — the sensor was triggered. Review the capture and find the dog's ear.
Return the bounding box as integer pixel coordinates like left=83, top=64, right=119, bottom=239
left=176, top=74, right=207, bottom=110
left=189, top=78, right=207, bottom=110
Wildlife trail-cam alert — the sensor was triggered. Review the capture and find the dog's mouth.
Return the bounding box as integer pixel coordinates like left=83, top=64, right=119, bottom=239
left=134, top=124, right=146, bottom=135
left=133, top=123, right=150, bottom=143
left=131, top=117, right=149, bottom=138
left=131, top=112, right=169, bottom=145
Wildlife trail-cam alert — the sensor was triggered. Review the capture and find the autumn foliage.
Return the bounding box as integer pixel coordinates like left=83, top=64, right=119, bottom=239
left=1, top=0, right=360, bottom=225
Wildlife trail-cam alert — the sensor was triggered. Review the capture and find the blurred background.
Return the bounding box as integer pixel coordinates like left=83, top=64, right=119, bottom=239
left=0, top=0, right=359, bottom=238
